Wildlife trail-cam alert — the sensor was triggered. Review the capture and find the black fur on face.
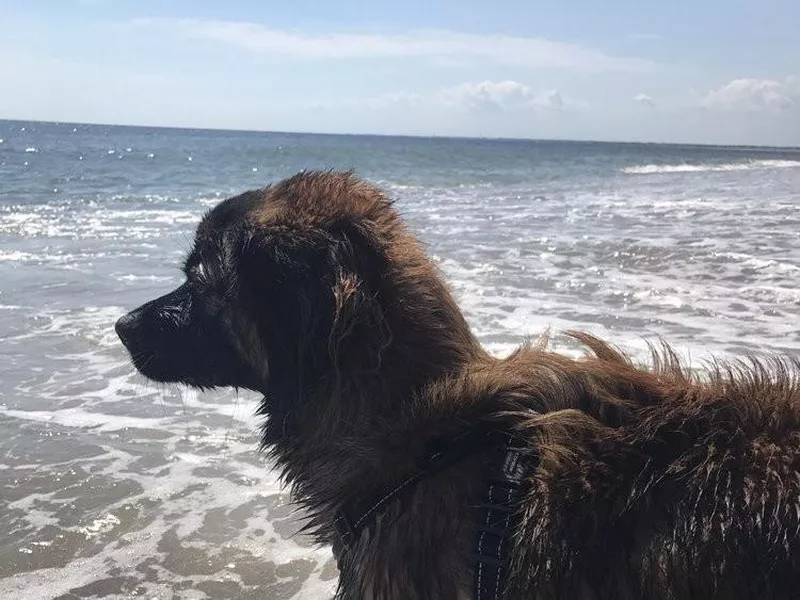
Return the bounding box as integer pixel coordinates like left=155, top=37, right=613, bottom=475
left=115, top=183, right=387, bottom=406
left=115, top=190, right=268, bottom=391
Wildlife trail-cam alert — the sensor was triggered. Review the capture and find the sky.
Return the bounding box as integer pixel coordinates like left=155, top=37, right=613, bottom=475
left=1, top=1, right=799, bottom=146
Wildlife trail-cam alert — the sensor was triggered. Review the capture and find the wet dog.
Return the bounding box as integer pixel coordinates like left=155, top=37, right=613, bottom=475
left=117, top=171, right=800, bottom=599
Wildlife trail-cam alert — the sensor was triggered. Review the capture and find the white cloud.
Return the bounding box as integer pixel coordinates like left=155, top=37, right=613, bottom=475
left=438, top=81, right=572, bottom=112
left=439, top=81, right=550, bottom=111
left=315, top=81, right=573, bottom=114
left=633, top=93, right=655, bottom=107
left=532, top=89, right=565, bottom=110
left=132, top=19, right=654, bottom=73
left=701, top=77, right=798, bottom=112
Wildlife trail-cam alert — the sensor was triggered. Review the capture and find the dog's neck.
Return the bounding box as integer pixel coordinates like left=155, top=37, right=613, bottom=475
left=259, top=267, right=489, bottom=538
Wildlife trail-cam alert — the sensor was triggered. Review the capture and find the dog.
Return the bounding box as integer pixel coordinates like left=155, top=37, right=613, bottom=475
left=117, top=170, right=800, bottom=599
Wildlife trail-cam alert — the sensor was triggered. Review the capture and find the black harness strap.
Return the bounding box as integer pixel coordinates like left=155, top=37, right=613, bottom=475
left=332, top=464, right=434, bottom=550
left=333, top=427, right=499, bottom=553
left=332, top=429, right=529, bottom=600
left=474, top=445, right=527, bottom=600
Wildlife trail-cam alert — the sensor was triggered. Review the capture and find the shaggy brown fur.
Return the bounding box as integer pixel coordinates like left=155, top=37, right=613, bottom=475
left=116, top=170, right=800, bottom=599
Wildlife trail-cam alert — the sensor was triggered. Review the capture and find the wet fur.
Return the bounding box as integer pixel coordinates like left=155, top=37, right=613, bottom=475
left=117, top=171, right=800, bottom=599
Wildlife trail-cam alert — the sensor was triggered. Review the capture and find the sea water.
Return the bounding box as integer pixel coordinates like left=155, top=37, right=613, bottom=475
left=1, top=120, right=799, bottom=598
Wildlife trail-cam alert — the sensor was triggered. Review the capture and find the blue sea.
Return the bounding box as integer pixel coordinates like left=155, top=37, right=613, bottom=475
left=1, top=119, right=799, bottom=599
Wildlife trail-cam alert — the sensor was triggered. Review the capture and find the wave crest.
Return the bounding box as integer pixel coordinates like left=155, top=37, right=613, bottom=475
left=621, top=159, right=800, bottom=175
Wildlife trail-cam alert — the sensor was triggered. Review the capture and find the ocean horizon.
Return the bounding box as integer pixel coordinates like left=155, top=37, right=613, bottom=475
left=4, top=118, right=800, bottom=151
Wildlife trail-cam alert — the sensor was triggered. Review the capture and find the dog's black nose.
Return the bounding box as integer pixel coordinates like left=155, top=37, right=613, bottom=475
left=115, top=311, right=139, bottom=347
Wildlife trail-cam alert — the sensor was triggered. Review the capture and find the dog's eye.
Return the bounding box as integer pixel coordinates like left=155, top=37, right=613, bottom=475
left=186, top=262, right=227, bottom=315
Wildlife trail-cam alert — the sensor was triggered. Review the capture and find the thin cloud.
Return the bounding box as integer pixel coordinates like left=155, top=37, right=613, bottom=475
left=310, top=81, right=575, bottom=113
left=532, top=89, right=565, bottom=110
left=701, top=77, right=797, bottom=112
left=132, top=18, right=655, bottom=73
left=440, top=81, right=567, bottom=111
left=633, top=93, right=655, bottom=107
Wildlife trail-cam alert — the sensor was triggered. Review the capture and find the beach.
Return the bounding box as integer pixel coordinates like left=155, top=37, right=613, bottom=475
left=1, top=119, right=800, bottom=599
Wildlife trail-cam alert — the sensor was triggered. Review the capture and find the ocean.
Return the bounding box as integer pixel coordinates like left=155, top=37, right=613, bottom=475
left=1, top=119, right=799, bottom=599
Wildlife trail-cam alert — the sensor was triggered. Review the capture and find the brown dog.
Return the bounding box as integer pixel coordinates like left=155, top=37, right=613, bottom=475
left=116, top=171, right=800, bottom=599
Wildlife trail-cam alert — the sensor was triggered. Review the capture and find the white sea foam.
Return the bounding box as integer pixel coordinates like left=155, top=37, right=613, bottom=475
left=0, top=250, right=36, bottom=261
left=1, top=333, right=336, bottom=598
left=2, top=408, right=167, bottom=431
left=77, top=513, right=121, bottom=538
left=0, top=205, right=201, bottom=239
left=621, top=159, right=800, bottom=174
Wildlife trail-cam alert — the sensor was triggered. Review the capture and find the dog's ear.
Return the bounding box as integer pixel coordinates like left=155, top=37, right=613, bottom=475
left=327, top=221, right=392, bottom=371
left=331, top=269, right=362, bottom=339
left=236, top=226, right=332, bottom=341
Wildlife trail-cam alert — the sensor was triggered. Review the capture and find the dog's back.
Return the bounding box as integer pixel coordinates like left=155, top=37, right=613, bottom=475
left=480, top=335, right=800, bottom=599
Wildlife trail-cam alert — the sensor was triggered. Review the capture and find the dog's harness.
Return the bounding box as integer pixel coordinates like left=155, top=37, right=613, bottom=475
left=333, top=428, right=528, bottom=600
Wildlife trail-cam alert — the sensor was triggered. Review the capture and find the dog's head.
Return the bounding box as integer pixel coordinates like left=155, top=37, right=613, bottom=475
left=117, top=170, right=480, bottom=433
left=116, top=171, right=417, bottom=399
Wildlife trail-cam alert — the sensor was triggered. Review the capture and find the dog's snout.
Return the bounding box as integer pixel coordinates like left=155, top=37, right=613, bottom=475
left=115, top=311, right=140, bottom=347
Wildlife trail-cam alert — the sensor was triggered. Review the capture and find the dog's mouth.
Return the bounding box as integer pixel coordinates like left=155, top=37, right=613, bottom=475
left=116, top=317, right=181, bottom=384
left=123, top=348, right=176, bottom=384
left=115, top=303, right=263, bottom=392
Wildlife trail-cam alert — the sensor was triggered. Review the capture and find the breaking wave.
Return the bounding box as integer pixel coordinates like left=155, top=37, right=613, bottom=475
left=621, top=159, right=800, bottom=175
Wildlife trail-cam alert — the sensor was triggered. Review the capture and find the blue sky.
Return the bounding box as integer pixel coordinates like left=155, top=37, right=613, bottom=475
left=1, top=1, right=799, bottom=145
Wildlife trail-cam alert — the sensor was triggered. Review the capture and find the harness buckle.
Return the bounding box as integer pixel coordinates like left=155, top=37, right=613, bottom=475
left=502, top=448, right=526, bottom=483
